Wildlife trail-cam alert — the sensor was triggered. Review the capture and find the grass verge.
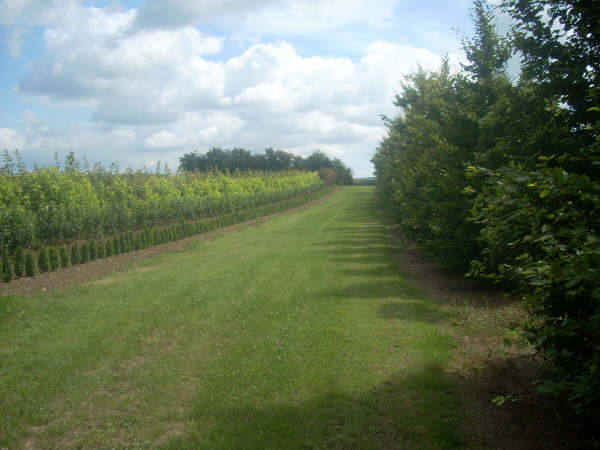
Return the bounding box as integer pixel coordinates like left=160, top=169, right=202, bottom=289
left=1, top=187, right=464, bottom=448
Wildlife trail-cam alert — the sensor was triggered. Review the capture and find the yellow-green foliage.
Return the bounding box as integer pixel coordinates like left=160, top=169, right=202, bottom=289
left=0, top=164, right=322, bottom=250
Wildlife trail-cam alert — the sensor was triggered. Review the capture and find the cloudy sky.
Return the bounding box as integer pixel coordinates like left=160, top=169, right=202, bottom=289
left=0, top=0, right=475, bottom=177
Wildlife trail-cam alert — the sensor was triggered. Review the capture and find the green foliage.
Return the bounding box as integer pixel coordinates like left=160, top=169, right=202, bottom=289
left=104, top=240, right=112, bottom=257
left=480, top=0, right=600, bottom=423
left=461, top=0, right=511, bottom=81
left=38, top=248, right=49, bottom=273
left=373, top=0, right=600, bottom=424
left=1, top=253, right=12, bottom=282
left=471, top=162, right=600, bottom=420
left=144, top=230, right=151, bottom=247
left=96, top=240, right=105, bottom=259
left=59, top=246, right=70, bottom=268
left=70, top=244, right=80, bottom=265
left=373, top=57, right=486, bottom=269
left=80, top=242, right=89, bottom=264
left=2, top=153, right=324, bottom=253
left=118, top=234, right=127, bottom=253
left=25, top=251, right=34, bottom=277
left=113, top=237, right=121, bottom=255
left=13, top=247, right=24, bottom=278
left=89, top=241, right=97, bottom=260
left=48, top=247, right=59, bottom=271
left=179, top=147, right=352, bottom=183
left=505, top=0, right=600, bottom=131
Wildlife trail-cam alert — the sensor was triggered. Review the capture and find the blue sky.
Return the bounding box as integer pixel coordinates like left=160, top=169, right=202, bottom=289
left=0, top=0, right=477, bottom=177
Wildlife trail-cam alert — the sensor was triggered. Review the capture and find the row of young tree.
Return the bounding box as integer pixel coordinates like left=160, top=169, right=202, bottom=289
left=1, top=187, right=328, bottom=283
left=0, top=152, right=324, bottom=253
left=373, top=0, right=599, bottom=424
left=179, top=147, right=354, bottom=185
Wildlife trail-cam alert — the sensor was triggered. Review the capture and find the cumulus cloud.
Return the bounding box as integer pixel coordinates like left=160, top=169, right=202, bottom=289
left=133, top=0, right=395, bottom=32
left=145, top=130, right=187, bottom=148
left=0, top=0, right=89, bottom=56
left=236, top=0, right=396, bottom=34
left=0, top=128, right=26, bottom=150
left=5, top=1, right=461, bottom=177
left=134, top=0, right=275, bottom=30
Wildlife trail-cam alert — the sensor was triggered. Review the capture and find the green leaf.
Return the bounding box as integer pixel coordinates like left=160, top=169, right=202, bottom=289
left=552, top=167, right=566, bottom=184
left=550, top=262, right=562, bottom=279
left=492, top=396, right=506, bottom=406
left=539, top=190, right=550, bottom=198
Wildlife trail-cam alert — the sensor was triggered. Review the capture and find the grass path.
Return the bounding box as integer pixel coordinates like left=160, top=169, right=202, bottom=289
left=1, top=187, right=464, bottom=448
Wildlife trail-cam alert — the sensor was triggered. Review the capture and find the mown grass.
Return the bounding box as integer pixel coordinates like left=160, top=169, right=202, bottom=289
left=2, top=187, right=467, bottom=448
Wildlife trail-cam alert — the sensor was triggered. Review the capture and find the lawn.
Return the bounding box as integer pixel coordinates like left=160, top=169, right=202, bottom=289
left=1, top=187, right=465, bottom=448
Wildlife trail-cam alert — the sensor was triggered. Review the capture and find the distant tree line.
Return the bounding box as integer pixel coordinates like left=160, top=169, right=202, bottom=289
left=373, top=0, right=599, bottom=427
left=179, top=147, right=353, bottom=185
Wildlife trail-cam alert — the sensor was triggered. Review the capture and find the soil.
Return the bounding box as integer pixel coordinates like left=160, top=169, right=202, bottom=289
left=389, top=231, right=588, bottom=449
left=0, top=187, right=341, bottom=297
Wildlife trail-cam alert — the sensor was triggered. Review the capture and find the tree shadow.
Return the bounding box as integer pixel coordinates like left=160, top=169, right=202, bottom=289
left=337, top=266, right=400, bottom=278
left=378, top=301, right=445, bottom=323
left=309, top=280, right=428, bottom=302
left=175, top=355, right=588, bottom=449
left=310, top=239, right=383, bottom=247
left=450, top=355, right=589, bottom=449
left=176, top=364, right=464, bottom=449
left=330, top=254, right=392, bottom=265
left=320, top=246, right=388, bottom=256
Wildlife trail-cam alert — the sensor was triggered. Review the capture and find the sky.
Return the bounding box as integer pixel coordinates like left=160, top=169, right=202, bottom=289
left=0, top=0, right=477, bottom=177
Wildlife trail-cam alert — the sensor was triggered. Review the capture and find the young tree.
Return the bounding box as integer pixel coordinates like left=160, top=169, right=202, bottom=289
left=70, top=243, right=80, bottom=265
left=59, top=246, right=70, bottom=267
left=13, top=247, right=25, bottom=277
left=38, top=248, right=50, bottom=273
left=1, top=253, right=12, bottom=282
left=25, top=251, right=35, bottom=276
left=48, top=247, right=59, bottom=271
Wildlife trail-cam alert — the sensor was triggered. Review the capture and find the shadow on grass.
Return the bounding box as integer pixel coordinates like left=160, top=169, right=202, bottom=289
left=179, top=364, right=464, bottom=449
left=310, top=239, right=384, bottom=247
left=378, top=301, right=445, bottom=323
left=310, top=280, right=427, bottom=302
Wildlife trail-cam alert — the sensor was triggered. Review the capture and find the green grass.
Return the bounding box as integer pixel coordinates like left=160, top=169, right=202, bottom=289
left=1, top=187, right=464, bottom=448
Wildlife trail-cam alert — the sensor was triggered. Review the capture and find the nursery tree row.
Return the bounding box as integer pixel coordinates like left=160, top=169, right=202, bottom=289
left=0, top=157, right=324, bottom=252
left=373, top=0, right=599, bottom=424
left=1, top=187, right=328, bottom=283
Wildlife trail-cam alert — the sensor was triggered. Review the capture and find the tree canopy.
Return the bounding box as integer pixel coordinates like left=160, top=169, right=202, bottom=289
left=179, top=147, right=353, bottom=185
left=373, top=0, right=600, bottom=427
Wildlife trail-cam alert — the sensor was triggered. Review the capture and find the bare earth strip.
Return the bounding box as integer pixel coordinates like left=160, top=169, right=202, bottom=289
left=387, top=230, right=584, bottom=449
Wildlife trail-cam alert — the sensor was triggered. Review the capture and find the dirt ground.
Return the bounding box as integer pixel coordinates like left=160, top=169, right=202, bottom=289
left=390, top=232, right=587, bottom=449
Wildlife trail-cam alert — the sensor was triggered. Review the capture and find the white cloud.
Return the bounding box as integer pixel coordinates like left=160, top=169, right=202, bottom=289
left=134, top=0, right=275, bottom=29
left=237, top=0, right=396, bottom=34
left=5, top=1, right=461, bottom=177
left=0, top=128, right=26, bottom=149
left=0, top=0, right=89, bottom=56
left=145, top=130, right=187, bottom=148
left=133, top=0, right=395, bottom=33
